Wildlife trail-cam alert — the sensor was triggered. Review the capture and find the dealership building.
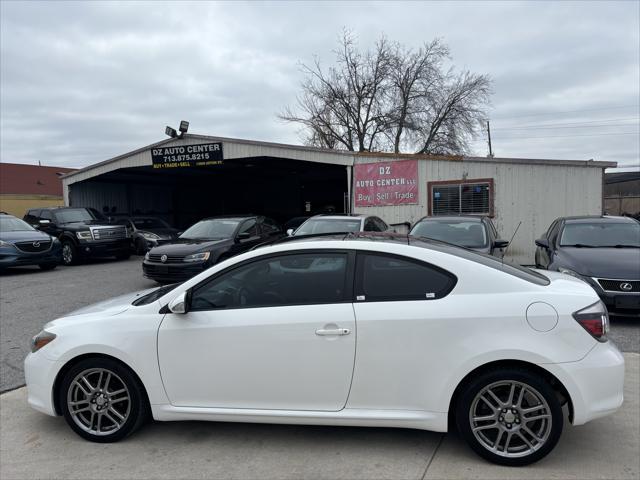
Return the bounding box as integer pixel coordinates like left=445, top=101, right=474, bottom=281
left=60, top=133, right=615, bottom=264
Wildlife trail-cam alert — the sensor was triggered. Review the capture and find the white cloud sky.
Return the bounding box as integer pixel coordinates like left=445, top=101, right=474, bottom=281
left=1, top=0, right=638, bottom=169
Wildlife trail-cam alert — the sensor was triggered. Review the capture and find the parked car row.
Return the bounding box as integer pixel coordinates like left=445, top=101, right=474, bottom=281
left=2, top=208, right=639, bottom=319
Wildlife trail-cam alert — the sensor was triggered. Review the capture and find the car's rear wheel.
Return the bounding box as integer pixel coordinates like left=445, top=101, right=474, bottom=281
left=134, top=238, right=147, bottom=256
left=59, top=357, right=149, bottom=443
left=61, top=240, right=76, bottom=266
left=455, top=368, right=563, bottom=466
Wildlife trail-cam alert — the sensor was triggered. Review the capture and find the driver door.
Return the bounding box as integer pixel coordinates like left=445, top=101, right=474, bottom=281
left=157, top=250, right=356, bottom=411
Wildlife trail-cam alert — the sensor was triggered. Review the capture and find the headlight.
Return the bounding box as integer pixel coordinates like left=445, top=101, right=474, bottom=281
left=76, top=231, right=93, bottom=240
left=144, top=251, right=150, bottom=260
left=0, top=240, right=15, bottom=248
left=141, top=232, right=160, bottom=240
left=31, top=330, right=57, bottom=353
left=183, top=252, right=210, bottom=263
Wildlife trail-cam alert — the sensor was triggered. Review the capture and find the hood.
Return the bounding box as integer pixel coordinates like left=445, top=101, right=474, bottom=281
left=0, top=230, right=53, bottom=243
left=60, top=221, right=112, bottom=231
left=556, top=247, right=640, bottom=279
left=148, top=238, right=232, bottom=255
left=59, top=287, right=160, bottom=319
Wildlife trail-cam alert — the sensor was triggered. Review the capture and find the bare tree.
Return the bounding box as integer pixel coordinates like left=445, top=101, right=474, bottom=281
left=280, top=32, right=492, bottom=155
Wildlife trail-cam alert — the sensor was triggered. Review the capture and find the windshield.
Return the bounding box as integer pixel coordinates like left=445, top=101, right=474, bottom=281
left=0, top=216, right=36, bottom=232
left=180, top=219, right=240, bottom=240
left=559, top=222, right=640, bottom=247
left=295, top=218, right=361, bottom=235
left=132, top=283, right=180, bottom=306
left=54, top=208, right=95, bottom=224
left=411, top=219, right=488, bottom=248
left=133, top=218, right=170, bottom=229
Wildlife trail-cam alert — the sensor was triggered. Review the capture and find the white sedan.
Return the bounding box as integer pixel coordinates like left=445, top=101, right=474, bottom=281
left=25, top=234, right=624, bottom=466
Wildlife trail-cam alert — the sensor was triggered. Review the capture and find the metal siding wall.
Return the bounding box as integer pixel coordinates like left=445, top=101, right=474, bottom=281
left=69, top=182, right=128, bottom=213
left=353, top=156, right=604, bottom=265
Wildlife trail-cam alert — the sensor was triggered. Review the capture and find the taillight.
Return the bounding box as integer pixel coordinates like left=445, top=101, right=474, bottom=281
left=573, top=300, right=609, bottom=342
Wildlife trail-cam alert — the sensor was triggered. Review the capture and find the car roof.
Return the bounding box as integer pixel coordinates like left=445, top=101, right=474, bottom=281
left=309, top=214, right=366, bottom=220
left=562, top=215, right=638, bottom=224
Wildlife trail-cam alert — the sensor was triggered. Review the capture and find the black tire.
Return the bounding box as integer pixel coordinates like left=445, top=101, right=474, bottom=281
left=38, top=263, right=57, bottom=271
left=59, top=357, right=149, bottom=443
left=115, top=251, right=131, bottom=260
left=61, top=240, right=76, bottom=266
left=455, top=368, right=563, bottom=466
left=134, top=238, right=147, bottom=256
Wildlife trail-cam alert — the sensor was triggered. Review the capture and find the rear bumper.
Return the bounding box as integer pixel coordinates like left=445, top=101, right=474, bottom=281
left=543, top=341, right=625, bottom=425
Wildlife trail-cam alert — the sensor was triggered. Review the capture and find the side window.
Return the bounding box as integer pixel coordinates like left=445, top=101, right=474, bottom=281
left=237, top=219, right=259, bottom=237
left=25, top=209, right=41, bottom=223
left=261, top=217, right=281, bottom=236
left=374, top=217, right=388, bottom=231
left=40, top=210, right=53, bottom=221
left=363, top=218, right=377, bottom=231
left=190, top=252, right=350, bottom=311
left=356, top=252, right=457, bottom=302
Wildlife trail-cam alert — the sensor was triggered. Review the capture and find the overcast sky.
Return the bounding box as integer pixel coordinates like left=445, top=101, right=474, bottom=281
left=1, top=1, right=638, bottom=170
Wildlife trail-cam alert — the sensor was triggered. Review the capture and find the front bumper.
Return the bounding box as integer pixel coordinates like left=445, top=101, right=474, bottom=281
left=0, top=245, right=62, bottom=268
left=24, top=351, right=59, bottom=416
left=543, top=340, right=624, bottom=425
left=76, top=239, right=130, bottom=258
left=598, top=291, right=640, bottom=318
left=142, top=260, right=209, bottom=283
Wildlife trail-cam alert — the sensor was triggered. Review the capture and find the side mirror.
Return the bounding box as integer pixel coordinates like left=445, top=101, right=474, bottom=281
left=535, top=238, right=550, bottom=249
left=286, top=228, right=294, bottom=236
left=236, top=232, right=251, bottom=241
left=493, top=239, right=509, bottom=249
left=39, top=219, right=51, bottom=225
left=168, top=291, right=190, bottom=314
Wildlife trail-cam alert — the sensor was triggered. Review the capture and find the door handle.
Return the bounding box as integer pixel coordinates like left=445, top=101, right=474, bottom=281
left=315, top=328, right=351, bottom=336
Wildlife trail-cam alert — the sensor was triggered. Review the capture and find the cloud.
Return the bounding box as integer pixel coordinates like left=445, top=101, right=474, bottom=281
left=1, top=0, right=638, bottom=169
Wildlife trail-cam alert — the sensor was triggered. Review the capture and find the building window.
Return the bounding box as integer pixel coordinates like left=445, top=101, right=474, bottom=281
left=428, top=178, right=494, bottom=216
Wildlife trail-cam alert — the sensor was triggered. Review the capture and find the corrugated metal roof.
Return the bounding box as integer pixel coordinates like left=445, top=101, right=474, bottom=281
left=60, top=133, right=617, bottom=182
left=0, top=162, right=76, bottom=196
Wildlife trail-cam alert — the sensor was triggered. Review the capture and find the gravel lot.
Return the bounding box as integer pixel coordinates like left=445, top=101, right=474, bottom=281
left=1, top=257, right=638, bottom=393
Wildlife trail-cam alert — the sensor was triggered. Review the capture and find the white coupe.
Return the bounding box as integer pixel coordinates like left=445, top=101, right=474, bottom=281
left=25, top=234, right=624, bottom=466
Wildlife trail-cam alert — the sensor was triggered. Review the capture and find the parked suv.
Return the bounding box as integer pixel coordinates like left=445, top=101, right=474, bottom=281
left=24, top=207, right=130, bottom=266
left=112, top=216, right=179, bottom=255
left=0, top=213, right=62, bottom=270
left=535, top=215, right=640, bottom=317
left=143, top=215, right=283, bottom=283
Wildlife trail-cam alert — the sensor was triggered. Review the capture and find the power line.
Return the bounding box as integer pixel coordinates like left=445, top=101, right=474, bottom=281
left=493, top=131, right=639, bottom=140
left=492, top=117, right=640, bottom=129
left=494, top=122, right=639, bottom=131
left=490, top=104, right=639, bottom=120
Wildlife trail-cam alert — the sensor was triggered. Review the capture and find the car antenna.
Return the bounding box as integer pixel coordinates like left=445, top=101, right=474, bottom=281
left=502, top=221, right=522, bottom=267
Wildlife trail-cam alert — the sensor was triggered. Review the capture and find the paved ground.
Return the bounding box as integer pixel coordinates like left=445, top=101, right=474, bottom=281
left=1, top=258, right=638, bottom=393
left=0, top=257, right=155, bottom=393
left=1, top=354, right=637, bottom=479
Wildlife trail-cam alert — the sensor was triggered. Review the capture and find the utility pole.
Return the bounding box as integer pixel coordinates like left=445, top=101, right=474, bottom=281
left=486, top=121, right=494, bottom=158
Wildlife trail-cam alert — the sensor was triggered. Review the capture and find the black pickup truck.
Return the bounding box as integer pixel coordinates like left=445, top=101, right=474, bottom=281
left=24, top=207, right=130, bottom=265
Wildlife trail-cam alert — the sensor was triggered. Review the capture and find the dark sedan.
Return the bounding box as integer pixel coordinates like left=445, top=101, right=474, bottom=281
left=409, top=215, right=509, bottom=257
left=143, top=215, right=283, bottom=283
left=114, top=216, right=179, bottom=254
left=535, top=215, right=640, bottom=317
left=0, top=214, right=62, bottom=270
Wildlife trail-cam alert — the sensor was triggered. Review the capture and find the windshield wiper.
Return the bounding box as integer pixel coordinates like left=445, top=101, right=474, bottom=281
left=608, top=244, right=640, bottom=248
left=563, top=244, right=595, bottom=248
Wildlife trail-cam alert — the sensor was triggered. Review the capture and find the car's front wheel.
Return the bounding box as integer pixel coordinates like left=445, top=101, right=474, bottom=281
left=61, top=240, right=76, bottom=266
left=59, top=357, right=149, bottom=443
left=455, top=368, right=563, bottom=466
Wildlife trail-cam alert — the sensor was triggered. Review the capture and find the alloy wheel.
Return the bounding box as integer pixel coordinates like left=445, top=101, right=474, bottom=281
left=62, top=244, right=73, bottom=264
left=67, top=368, right=131, bottom=436
left=468, top=380, right=552, bottom=458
